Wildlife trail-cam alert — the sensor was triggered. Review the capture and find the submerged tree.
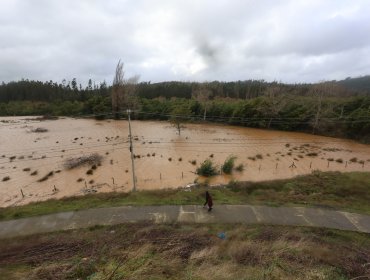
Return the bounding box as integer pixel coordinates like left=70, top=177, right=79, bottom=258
left=170, top=104, right=191, bottom=135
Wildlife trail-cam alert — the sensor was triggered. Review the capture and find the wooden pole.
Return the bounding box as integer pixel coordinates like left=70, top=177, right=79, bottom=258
left=127, top=109, right=137, bottom=192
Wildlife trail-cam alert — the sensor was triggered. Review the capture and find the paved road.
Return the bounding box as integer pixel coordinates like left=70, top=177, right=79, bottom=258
left=0, top=205, right=370, bottom=239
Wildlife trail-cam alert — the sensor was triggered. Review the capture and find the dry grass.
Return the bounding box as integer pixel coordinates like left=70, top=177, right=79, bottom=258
left=0, top=223, right=369, bottom=280
left=63, top=153, right=103, bottom=170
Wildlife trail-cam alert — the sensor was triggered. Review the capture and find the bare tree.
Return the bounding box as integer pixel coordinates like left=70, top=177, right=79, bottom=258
left=111, top=60, right=140, bottom=118
left=192, top=83, right=212, bottom=120
left=264, top=85, right=287, bottom=128
left=311, top=82, right=334, bottom=134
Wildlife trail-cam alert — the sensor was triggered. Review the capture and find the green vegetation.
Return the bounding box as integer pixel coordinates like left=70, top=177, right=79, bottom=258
left=0, top=223, right=369, bottom=279
left=1, top=172, right=369, bottom=221
left=222, top=156, right=237, bottom=174
left=1, top=79, right=370, bottom=143
left=196, top=159, right=218, bottom=177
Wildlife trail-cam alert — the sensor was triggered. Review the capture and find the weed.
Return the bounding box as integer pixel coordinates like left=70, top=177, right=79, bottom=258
left=336, top=159, right=343, bottom=163
left=256, top=154, right=263, bottom=159
left=23, top=168, right=31, bottom=172
left=350, top=157, right=357, bottom=163
left=86, top=169, right=93, bottom=175
left=30, top=171, right=38, bottom=176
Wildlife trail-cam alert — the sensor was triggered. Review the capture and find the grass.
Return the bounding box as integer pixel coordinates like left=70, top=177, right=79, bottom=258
left=0, top=171, right=370, bottom=221
left=0, top=223, right=369, bottom=279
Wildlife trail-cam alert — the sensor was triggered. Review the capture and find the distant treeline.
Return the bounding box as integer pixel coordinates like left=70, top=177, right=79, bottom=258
left=0, top=79, right=369, bottom=143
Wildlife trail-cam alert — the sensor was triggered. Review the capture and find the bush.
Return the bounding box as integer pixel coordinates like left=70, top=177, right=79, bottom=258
left=307, top=152, right=318, bottom=157
left=222, top=156, right=237, bottom=174
left=2, top=176, right=10, bottom=181
left=196, top=159, right=218, bottom=177
left=350, top=157, right=357, bottom=163
left=64, top=153, right=103, bottom=169
left=235, top=163, right=244, bottom=172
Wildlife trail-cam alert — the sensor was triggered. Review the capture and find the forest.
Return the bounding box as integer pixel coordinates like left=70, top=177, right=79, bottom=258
left=0, top=77, right=369, bottom=143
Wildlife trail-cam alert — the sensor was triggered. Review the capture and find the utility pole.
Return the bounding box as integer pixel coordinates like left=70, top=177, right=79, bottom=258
left=127, top=109, right=137, bottom=191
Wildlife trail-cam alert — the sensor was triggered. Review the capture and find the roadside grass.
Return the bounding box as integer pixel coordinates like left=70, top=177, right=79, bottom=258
left=0, top=223, right=369, bottom=279
left=0, top=171, right=370, bottom=221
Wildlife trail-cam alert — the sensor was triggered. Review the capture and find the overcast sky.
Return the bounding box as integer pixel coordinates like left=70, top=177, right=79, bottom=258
left=1, top=0, right=370, bottom=85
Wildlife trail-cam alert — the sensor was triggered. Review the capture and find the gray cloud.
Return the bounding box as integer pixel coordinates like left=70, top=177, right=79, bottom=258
left=0, top=0, right=370, bottom=84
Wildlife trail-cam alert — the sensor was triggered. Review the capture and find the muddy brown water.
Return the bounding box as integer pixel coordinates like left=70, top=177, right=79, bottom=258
left=0, top=117, right=369, bottom=207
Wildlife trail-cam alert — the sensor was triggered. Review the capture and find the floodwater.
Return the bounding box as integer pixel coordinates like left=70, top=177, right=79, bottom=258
left=0, top=117, right=369, bottom=207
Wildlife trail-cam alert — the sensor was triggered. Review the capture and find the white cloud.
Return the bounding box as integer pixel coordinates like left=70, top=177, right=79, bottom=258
left=0, top=0, right=370, bottom=84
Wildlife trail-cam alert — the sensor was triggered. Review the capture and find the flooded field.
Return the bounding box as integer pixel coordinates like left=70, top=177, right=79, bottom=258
left=1, top=117, right=370, bottom=207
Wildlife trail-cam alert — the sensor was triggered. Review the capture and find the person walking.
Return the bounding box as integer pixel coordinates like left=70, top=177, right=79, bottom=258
left=203, top=191, right=213, bottom=212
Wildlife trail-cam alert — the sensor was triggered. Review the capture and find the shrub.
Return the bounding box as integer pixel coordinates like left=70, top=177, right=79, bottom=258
left=37, top=171, right=54, bottom=182
left=190, top=160, right=197, bottom=165
left=256, top=154, right=263, bottom=159
left=64, top=153, right=103, bottom=169
left=2, top=176, right=10, bottom=181
left=32, top=127, right=48, bottom=133
left=336, top=158, right=343, bottom=163
left=235, top=163, right=244, bottom=172
left=222, top=156, right=237, bottom=174
left=307, top=152, right=318, bottom=157
left=196, top=159, right=218, bottom=177
left=349, top=157, right=357, bottom=163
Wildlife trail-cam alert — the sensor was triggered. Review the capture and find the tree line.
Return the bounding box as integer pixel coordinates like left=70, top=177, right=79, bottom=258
left=0, top=74, right=369, bottom=143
